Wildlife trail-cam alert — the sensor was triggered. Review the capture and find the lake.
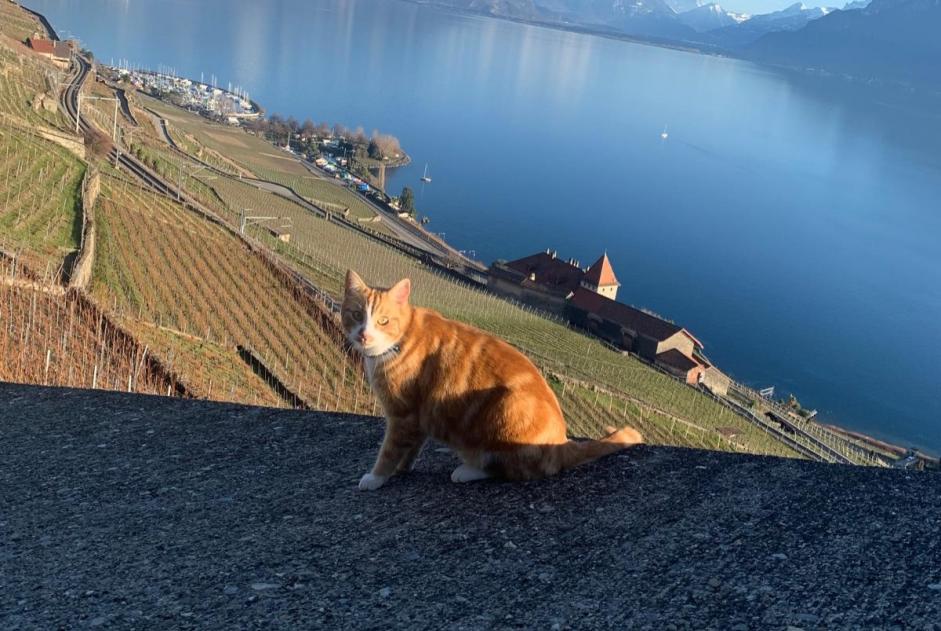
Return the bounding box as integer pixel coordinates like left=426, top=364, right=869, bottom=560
left=24, top=0, right=941, bottom=453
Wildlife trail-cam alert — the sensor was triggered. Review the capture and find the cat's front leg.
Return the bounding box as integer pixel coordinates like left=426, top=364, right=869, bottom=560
left=358, top=416, right=424, bottom=491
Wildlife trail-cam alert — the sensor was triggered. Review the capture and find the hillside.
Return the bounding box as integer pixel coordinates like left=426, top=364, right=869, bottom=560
left=3, top=383, right=939, bottom=629
left=0, top=1, right=899, bottom=467
left=708, top=2, right=832, bottom=47
left=747, top=0, right=941, bottom=86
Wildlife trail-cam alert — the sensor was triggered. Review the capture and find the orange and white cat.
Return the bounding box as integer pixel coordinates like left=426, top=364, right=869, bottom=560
left=341, top=270, right=643, bottom=490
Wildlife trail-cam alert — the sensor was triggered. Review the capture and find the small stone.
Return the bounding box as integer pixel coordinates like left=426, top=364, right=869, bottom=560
left=538, top=572, right=553, bottom=583
left=731, top=624, right=748, bottom=631
left=708, top=578, right=722, bottom=589
left=251, top=582, right=280, bottom=591
left=770, top=553, right=788, bottom=560
left=223, top=585, right=239, bottom=595
left=379, top=587, right=392, bottom=598
left=550, top=624, right=561, bottom=631
left=89, top=617, right=106, bottom=627
left=504, top=541, right=517, bottom=549
left=795, top=614, right=819, bottom=624
left=928, top=583, right=941, bottom=591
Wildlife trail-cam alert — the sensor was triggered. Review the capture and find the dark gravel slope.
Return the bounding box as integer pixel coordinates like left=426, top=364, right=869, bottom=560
left=1, top=383, right=939, bottom=629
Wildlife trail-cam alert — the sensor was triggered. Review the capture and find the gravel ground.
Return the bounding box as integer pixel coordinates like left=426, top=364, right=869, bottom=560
left=1, top=383, right=940, bottom=630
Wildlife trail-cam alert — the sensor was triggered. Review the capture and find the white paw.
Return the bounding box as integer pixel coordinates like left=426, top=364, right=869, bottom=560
left=450, top=464, right=489, bottom=483
left=358, top=473, right=388, bottom=491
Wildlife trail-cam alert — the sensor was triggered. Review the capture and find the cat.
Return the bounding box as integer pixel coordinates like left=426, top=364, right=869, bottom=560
left=341, top=270, right=643, bottom=490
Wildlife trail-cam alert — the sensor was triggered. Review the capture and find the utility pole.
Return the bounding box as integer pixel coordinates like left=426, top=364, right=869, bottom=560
left=239, top=208, right=279, bottom=235
left=177, top=159, right=209, bottom=201
left=76, top=94, right=119, bottom=146
left=116, top=126, right=136, bottom=170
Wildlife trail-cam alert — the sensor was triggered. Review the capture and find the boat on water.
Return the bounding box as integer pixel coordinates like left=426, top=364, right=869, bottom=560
left=421, top=163, right=432, bottom=183
left=661, top=126, right=669, bottom=140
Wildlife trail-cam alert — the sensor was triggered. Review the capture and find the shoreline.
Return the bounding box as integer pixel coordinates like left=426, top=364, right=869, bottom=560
left=400, top=1, right=941, bottom=97
left=17, top=2, right=934, bottom=462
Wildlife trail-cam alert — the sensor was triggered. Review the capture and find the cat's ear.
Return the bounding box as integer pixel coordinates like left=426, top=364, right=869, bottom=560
left=389, top=278, right=411, bottom=305
left=346, top=270, right=367, bottom=294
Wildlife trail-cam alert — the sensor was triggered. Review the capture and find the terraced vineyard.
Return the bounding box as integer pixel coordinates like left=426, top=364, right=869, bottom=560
left=227, top=207, right=797, bottom=456
left=121, top=165, right=793, bottom=454
left=141, top=96, right=380, bottom=219
left=0, top=121, right=84, bottom=278
left=0, top=281, right=179, bottom=396
left=0, top=42, right=70, bottom=130
left=97, top=80, right=802, bottom=457
left=128, top=136, right=230, bottom=214
left=91, top=173, right=375, bottom=413
left=0, top=1, right=43, bottom=41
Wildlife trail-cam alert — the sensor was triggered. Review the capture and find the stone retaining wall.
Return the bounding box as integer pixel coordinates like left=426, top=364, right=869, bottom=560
left=68, top=167, right=99, bottom=289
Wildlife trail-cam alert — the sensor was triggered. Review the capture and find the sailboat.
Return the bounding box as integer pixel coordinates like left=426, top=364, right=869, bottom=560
left=660, top=126, right=669, bottom=140
left=421, top=163, right=432, bottom=183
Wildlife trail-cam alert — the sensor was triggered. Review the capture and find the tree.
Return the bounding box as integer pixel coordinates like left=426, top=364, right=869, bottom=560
left=301, top=118, right=316, bottom=139
left=370, top=132, right=402, bottom=160
left=353, top=126, right=367, bottom=145
left=367, top=139, right=382, bottom=160
left=399, top=186, right=415, bottom=216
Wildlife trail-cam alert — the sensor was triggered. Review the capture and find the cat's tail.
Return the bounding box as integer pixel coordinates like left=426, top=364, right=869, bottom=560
left=557, top=425, right=644, bottom=471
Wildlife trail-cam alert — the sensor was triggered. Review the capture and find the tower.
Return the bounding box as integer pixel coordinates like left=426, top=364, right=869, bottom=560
left=581, top=253, right=620, bottom=301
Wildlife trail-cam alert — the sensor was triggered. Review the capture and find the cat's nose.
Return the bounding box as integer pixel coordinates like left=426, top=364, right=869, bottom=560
left=358, top=331, right=372, bottom=344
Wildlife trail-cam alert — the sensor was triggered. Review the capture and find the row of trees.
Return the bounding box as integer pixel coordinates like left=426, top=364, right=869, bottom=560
left=243, top=114, right=402, bottom=161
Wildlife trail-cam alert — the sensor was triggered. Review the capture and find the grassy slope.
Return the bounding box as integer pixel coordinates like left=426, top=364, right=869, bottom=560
left=0, top=1, right=42, bottom=41
left=0, top=40, right=71, bottom=131
left=0, top=7, right=803, bottom=459
left=129, top=93, right=800, bottom=456
left=91, top=171, right=374, bottom=413
left=0, top=118, right=84, bottom=276
left=141, top=95, right=381, bottom=220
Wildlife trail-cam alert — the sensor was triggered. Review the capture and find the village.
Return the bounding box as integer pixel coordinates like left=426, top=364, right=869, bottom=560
left=109, top=66, right=260, bottom=124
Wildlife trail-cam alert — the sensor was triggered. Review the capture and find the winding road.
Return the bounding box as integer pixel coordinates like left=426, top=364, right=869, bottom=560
left=62, top=56, right=175, bottom=196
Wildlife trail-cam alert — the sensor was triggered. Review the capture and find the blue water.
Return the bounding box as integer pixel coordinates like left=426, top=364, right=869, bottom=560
left=25, top=0, right=941, bottom=453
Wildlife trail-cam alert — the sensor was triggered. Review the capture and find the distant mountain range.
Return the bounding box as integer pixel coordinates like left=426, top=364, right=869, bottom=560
left=407, top=0, right=939, bottom=88
left=747, top=0, right=941, bottom=85
left=706, top=3, right=834, bottom=47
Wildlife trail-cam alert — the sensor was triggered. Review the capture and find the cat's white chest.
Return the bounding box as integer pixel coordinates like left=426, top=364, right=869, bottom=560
left=364, top=356, right=378, bottom=388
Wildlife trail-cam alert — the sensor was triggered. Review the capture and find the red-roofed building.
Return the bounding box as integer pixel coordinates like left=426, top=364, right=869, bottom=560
left=488, top=248, right=618, bottom=313
left=580, top=253, right=620, bottom=300
left=27, top=35, right=71, bottom=66
left=567, top=287, right=703, bottom=362
left=654, top=348, right=704, bottom=385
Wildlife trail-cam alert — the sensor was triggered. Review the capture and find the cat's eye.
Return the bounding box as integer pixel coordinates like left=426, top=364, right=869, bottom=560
left=351, top=310, right=363, bottom=322
left=377, top=316, right=390, bottom=326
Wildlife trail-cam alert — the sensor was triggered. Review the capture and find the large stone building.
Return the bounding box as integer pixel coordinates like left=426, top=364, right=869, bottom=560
left=567, top=287, right=701, bottom=363
left=490, top=248, right=730, bottom=395
left=488, top=250, right=620, bottom=312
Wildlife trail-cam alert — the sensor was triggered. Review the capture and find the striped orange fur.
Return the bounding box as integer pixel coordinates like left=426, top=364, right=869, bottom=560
left=341, top=270, right=643, bottom=490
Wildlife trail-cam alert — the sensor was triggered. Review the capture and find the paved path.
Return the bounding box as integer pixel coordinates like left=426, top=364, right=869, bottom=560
left=1, top=383, right=939, bottom=630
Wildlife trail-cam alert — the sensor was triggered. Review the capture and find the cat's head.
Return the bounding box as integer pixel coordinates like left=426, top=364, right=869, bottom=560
left=342, top=270, right=413, bottom=357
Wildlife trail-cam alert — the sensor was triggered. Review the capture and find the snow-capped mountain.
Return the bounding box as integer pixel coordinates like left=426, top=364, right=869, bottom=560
left=708, top=2, right=833, bottom=47
left=748, top=0, right=941, bottom=86
left=677, top=3, right=748, bottom=32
